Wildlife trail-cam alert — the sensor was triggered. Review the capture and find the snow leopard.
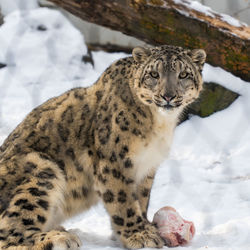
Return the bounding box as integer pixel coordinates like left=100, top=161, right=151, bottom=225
left=0, top=45, right=206, bottom=249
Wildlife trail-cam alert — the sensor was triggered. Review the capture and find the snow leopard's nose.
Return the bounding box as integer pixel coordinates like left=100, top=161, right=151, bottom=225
left=161, top=94, right=176, bottom=103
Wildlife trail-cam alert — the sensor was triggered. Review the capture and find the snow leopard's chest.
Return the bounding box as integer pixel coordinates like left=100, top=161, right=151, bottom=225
left=132, top=110, right=179, bottom=184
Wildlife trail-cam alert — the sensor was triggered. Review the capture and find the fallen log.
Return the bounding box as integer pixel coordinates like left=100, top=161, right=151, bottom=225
left=47, top=0, right=250, bottom=82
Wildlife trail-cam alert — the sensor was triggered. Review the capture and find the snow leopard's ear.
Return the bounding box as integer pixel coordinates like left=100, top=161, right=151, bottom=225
left=190, top=49, right=206, bottom=71
left=132, top=47, right=151, bottom=63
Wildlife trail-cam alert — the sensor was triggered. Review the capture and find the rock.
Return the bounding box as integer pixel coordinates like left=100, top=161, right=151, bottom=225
left=180, top=81, right=239, bottom=122
left=0, top=63, right=6, bottom=69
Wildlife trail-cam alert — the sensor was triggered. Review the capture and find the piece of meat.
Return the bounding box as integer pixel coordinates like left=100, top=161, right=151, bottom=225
left=153, top=206, right=195, bottom=247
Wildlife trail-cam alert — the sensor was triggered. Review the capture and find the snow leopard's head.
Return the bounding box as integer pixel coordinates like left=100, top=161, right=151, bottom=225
left=132, top=45, right=206, bottom=112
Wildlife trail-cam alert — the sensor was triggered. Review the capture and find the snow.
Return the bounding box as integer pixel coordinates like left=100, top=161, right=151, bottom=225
left=0, top=0, right=38, bottom=16
left=0, top=5, right=250, bottom=250
left=220, top=13, right=246, bottom=28
left=170, top=0, right=247, bottom=28
left=183, top=0, right=214, bottom=17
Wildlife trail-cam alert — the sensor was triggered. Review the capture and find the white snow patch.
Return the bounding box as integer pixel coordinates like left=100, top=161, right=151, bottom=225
left=172, top=0, right=246, bottom=27
left=172, top=0, right=214, bottom=17
left=220, top=13, right=247, bottom=27
left=0, top=0, right=38, bottom=16
left=188, top=0, right=214, bottom=17
left=0, top=7, right=93, bottom=133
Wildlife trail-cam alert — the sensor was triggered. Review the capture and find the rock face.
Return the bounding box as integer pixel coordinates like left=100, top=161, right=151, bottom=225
left=180, top=81, right=239, bottom=122
left=153, top=206, right=195, bottom=247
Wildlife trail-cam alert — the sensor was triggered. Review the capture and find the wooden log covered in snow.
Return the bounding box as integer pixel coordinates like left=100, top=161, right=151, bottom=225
left=47, top=0, right=250, bottom=82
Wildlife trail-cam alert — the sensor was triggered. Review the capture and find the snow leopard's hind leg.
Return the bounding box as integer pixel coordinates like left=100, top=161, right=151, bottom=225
left=0, top=153, right=81, bottom=250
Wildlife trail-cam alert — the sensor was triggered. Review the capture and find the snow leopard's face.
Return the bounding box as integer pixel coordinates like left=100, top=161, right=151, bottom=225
left=132, top=45, right=206, bottom=112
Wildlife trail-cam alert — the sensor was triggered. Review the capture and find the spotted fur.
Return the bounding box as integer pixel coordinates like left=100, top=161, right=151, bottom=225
left=0, top=45, right=206, bottom=249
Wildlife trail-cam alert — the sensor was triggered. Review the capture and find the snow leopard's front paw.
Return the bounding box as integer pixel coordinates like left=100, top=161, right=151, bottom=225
left=121, top=224, right=164, bottom=249
left=35, top=230, right=82, bottom=250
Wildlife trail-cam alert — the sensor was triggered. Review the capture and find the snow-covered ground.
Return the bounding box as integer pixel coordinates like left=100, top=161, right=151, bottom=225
left=0, top=4, right=250, bottom=250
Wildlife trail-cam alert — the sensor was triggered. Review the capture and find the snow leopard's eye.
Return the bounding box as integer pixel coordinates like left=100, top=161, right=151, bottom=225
left=149, top=71, right=159, bottom=79
left=179, top=71, right=189, bottom=79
